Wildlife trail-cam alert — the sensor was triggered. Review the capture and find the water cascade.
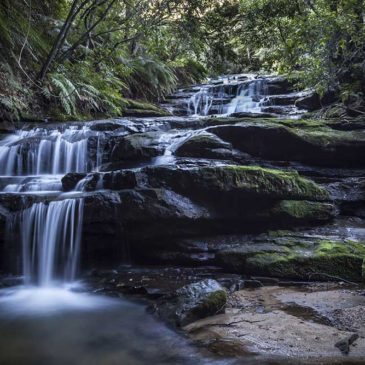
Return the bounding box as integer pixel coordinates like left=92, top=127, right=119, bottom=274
left=7, top=198, right=84, bottom=286
left=186, top=76, right=269, bottom=116
left=224, top=79, right=268, bottom=114
left=0, top=126, right=103, bottom=175
left=188, top=87, right=214, bottom=116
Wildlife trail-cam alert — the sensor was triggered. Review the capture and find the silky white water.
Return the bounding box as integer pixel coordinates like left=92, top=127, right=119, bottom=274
left=187, top=77, right=268, bottom=116
left=8, top=198, right=85, bottom=286
left=224, top=79, right=268, bottom=114
left=0, top=126, right=103, bottom=176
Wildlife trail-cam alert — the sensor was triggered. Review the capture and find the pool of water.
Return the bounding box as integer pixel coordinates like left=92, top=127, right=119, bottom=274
left=0, top=286, right=231, bottom=365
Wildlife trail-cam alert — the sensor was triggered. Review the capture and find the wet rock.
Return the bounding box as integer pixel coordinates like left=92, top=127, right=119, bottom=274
left=120, top=188, right=211, bottom=242
left=335, top=334, right=359, bottom=355
left=276, top=289, right=365, bottom=333
left=82, top=192, right=124, bottom=268
left=111, top=132, right=164, bottom=162
left=265, top=76, right=294, bottom=95
left=175, top=132, right=232, bottom=159
left=268, top=200, right=336, bottom=224
left=217, top=233, right=365, bottom=282
left=209, top=121, right=365, bottom=167
left=61, top=173, right=87, bottom=191
left=0, top=205, right=8, bottom=271
left=144, top=165, right=330, bottom=202
left=123, top=109, right=171, bottom=118
left=184, top=285, right=365, bottom=360
left=157, top=279, right=227, bottom=327
left=266, top=94, right=299, bottom=106
left=295, top=92, right=321, bottom=111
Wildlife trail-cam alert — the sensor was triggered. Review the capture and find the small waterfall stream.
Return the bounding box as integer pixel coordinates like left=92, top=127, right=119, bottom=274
left=186, top=75, right=269, bottom=116
left=0, top=125, right=103, bottom=175
left=19, top=198, right=84, bottom=286
left=0, top=125, right=98, bottom=287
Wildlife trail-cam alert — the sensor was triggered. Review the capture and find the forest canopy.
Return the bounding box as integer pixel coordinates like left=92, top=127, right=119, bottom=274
left=0, top=0, right=364, bottom=120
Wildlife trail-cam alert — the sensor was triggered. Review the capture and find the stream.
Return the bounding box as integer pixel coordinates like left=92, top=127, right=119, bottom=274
left=0, top=74, right=364, bottom=364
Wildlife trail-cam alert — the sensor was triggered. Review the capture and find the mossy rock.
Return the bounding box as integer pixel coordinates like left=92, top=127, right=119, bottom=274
left=208, top=120, right=365, bottom=167
left=174, top=279, right=227, bottom=326
left=175, top=132, right=233, bottom=159
left=268, top=200, right=336, bottom=223
left=123, top=99, right=172, bottom=117
left=144, top=165, right=330, bottom=202
left=218, top=237, right=365, bottom=282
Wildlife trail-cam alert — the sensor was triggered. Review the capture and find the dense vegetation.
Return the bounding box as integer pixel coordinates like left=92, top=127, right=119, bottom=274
left=0, top=0, right=364, bottom=121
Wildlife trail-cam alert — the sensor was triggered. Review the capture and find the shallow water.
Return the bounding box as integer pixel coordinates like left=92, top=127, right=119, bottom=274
left=0, top=286, right=231, bottom=365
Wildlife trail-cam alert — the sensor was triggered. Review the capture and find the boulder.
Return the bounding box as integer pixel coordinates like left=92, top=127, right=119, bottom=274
left=265, top=76, right=294, bottom=95
left=209, top=121, right=365, bottom=167
left=217, top=234, right=365, bottom=282
left=110, top=131, right=164, bottom=162
left=295, top=92, right=321, bottom=111
left=175, top=132, right=235, bottom=159
left=61, top=173, right=87, bottom=191
left=144, top=165, right=330, bottom=202
left=156, top=279, right=227, bottom=326
left=119, top=188, right=212, bottom=242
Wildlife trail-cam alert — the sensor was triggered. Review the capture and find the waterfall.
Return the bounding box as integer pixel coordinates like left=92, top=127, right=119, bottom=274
left=0, top=126, right=101, bottom=176
left=186, top=77, right=268, bottom=116
left=12, top=198, right=84, bottom=287
left=188, top=87, right=213, bottom=116
left=224, top=79, right=268, bottom=114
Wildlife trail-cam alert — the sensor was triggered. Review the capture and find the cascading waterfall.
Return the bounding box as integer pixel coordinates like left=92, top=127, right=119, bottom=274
left=188, top=87, right=213, bottom=116
left=186, top=77, right=268, bottom=116
left=224, top=79, right=268, bottom=114
left=12, top=198, right=85, bottom=286
left=0, top=126, right=103, bottom=176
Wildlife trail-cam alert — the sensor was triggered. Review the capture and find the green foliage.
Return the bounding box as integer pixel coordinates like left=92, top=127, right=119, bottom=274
left=0, top=0, right=364, bottom=120
left=125, top=56, right=177, bottom=101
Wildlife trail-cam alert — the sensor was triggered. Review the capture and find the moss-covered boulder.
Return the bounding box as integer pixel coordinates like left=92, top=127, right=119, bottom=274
left=218, top=234, right=365, bottom=282
left=123, top=99, right=172, bottom=117
left=208, top=120, right=365, bottom=167
left=156, top=279, right=227, bottom=327
left=268, top=200, right=336, bottom=224
left=175, top=132, right=234, bottom=159
left=145, top=165, right=330, bottom=202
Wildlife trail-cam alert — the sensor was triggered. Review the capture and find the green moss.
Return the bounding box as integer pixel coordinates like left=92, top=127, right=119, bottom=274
left=277, top=119, right=326, bottom=129
left=146, top=165, right=330, bottom=202
left=246, top=251, right=365, bottom=281
left=125, top=99, right=164, bottom=112
left=315, top=240, right=365, bottom=256
left=221, top=166, right=330, bottom=201
left=196, top=290, right=227, bottom=315
left=271, top=200, right=335, bottom=221
left=219, top=236, right=365, bottom=282
left=123, top=99, right=172, bottom=117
